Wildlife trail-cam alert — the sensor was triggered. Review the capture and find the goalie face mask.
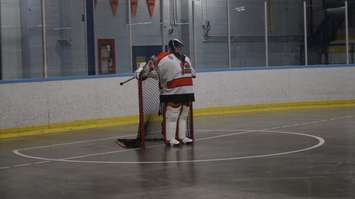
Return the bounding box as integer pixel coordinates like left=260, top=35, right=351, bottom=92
left=168, top=39, right=184, bottom=52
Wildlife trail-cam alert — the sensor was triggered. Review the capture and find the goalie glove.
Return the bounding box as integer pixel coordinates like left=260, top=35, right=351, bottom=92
left=135, top=65, right=144, bottom=80
left=135, top=59, right=156, bottom=80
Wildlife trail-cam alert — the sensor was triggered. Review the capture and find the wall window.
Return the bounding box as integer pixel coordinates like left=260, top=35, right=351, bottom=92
left=230, top=0, right=266, bottom=67
left=194, top=0, right=229, bottom=69
left=268, top=0, right=304, bottom=66
left=349, top=0, right=355, bottom=64
left=1, top=0, right=44, bottom=80
left=45, top=0, right=88, bottom=77
left=307, top=0, right=348, bottom=65
left=1, top=0, right=354, bottom=82
left=0, top=0, right=87, bottom=81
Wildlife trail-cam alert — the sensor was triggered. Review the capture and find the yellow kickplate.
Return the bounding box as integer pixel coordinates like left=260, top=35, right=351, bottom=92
left=1, top=99, right=355, bottom=139
left=0, top=115, right=138, bottom=139
left=195, top=99, right=355, bottom=116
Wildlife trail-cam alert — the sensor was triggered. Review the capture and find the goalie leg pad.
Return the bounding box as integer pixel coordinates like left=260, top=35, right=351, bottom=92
left=165, top=105, right=181, bottom=144
left=178, top=105, right=193, bottom=143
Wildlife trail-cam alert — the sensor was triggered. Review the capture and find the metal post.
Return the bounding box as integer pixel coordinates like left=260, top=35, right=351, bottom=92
left=0, top=2, right=2, bottom=80
left=264, top=0, right=269, bottom=66
left=173, top=0, right=177, bottom=25
left=304, top=0, right=308, bottom=66
left=345, top=0, right=349, bottom=64
left=160, top=0, right=165, bottom=50
left=352, top=44, right=354, bottom=64
left=86, top=0, right=96, bottom=75
left=227, top=0, right=231, bottom=68
left=128, top=0, right=133, bottom=70
left=41, top=0, right=48, bottom=78
left=191, top=0, right=197, bottom=67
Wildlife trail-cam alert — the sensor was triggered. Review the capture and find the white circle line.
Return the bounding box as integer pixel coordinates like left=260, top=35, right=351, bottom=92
left=14, top=129, right=252, bottom=151
left=13, top=131, right=254, bottom=161
left=13, top=130, right=325, bottom=164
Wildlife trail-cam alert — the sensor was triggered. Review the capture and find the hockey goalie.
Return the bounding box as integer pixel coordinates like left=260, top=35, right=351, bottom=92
left=117, top=38, right=196, bottom=148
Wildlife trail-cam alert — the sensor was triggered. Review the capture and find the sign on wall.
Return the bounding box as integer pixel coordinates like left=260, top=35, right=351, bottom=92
left=97, top=38, right=116, bottom=74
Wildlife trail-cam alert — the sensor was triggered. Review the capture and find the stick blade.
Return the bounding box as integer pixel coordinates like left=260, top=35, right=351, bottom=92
left=116, top=138, right=141, bottom=148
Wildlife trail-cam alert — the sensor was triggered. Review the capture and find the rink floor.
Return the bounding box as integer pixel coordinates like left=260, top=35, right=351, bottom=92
left=1, top=106, right=355, bottom=199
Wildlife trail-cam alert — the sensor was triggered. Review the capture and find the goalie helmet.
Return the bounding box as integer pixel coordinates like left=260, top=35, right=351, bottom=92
left=168, top=39, right=184, bottom=51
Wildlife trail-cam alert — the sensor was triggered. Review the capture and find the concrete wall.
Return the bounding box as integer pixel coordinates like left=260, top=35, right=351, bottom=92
left=195, top=67, right=355, bottom=108
left=1, top=66, right=355, bottom=129
left=0, top=76, right=138, bottom=129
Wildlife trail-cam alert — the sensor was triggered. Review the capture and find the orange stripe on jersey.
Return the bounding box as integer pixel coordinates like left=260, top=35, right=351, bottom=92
left=156, top=51, right=171, bottom=64
left=167, top=77, right=193, bottom=89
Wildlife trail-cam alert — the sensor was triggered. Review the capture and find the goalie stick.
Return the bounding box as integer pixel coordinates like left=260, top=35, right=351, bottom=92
left=119, top=76, right=135, bottom=86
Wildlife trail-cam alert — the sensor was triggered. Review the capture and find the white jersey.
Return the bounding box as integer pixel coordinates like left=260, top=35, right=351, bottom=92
left=148, top=52, right=195, bottom=103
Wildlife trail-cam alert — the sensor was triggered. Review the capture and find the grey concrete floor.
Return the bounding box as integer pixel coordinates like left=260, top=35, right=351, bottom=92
left=0, top=106, right=355, bottom=199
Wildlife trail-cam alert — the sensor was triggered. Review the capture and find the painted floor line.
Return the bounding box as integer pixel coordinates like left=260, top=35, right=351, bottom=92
left=4, top=114, right=353, bottom=169
left=13, top=130, right=325, bottom=164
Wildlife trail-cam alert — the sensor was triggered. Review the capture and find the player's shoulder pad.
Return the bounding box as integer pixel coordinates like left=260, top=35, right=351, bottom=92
left=155, top=51, right=172, bottom=63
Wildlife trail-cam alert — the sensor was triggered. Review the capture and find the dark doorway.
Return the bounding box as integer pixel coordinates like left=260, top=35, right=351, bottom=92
left=132, top=46, right=162, bottom=71
left=0, top=6, right=2, bottom=80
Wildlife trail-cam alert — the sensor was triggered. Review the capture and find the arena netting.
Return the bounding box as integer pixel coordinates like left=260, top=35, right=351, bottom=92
left=117, top=77, right=194, bottom=148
